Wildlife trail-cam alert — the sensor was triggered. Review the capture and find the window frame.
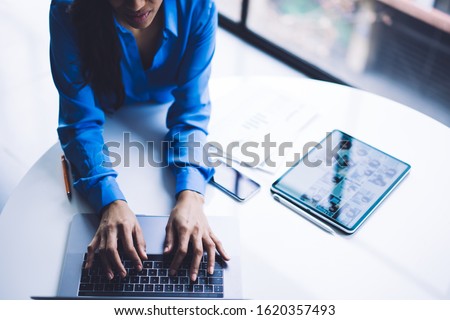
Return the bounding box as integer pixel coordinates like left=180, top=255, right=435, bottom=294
left=217, top=0, right=350, bottom=85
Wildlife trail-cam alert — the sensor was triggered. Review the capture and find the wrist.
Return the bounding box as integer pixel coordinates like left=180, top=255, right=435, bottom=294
left=102, top=199, right=128, bottom=213
left=176, top=190, right=204, bottom=204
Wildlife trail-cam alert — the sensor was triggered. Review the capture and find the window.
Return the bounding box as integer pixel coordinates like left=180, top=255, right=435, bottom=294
left=215, top=0, right=242, bottom=22
left=216, top=0, right=450, bottom=125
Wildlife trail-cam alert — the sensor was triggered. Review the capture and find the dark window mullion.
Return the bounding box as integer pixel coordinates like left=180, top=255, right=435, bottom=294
left=240, top=0, right=250, bottom=27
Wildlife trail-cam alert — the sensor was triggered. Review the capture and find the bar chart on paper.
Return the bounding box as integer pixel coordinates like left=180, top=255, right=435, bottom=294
left=209, top=79, right=317, bottom=173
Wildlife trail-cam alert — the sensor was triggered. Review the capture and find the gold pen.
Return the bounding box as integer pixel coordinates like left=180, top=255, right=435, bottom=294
left=61, top=155, right=72, bottom=200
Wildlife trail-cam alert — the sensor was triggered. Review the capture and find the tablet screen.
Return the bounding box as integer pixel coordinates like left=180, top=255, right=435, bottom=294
left=272, top=130, right=410, bottom=232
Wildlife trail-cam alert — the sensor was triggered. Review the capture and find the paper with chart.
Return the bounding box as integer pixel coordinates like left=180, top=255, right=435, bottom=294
left=208, top=82, right=317, bottom=173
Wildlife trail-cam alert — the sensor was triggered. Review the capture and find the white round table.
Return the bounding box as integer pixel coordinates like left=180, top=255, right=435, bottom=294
left=1, top=77, right=449, bottom=299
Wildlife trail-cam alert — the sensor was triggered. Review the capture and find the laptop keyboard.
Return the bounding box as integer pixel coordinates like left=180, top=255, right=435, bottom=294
left=78, top=253, right=224, bottom=298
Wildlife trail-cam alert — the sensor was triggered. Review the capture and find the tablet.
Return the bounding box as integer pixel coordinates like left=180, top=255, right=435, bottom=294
left=271, top=130, right=411, bottom=234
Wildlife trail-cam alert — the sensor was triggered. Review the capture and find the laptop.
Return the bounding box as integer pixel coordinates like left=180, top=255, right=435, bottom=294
left=56, top=214, right=242, bottom=299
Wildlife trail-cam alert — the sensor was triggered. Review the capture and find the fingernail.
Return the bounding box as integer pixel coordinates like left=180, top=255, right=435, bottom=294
left=137, top=265, right=142, bottom=271
left=108, top=273, right=114, bottom=280
left=191, top=273, right=197, bottom=282
left=209, top=267, right=214, bottom=275
left=121, top=271, right=127, bottom=278
left=164, top=246, right=169, bottom=253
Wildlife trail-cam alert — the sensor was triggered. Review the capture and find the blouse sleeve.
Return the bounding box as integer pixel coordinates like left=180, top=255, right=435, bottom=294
left=50, top=3, right=126, bottom=213
left=165, top=1, right=217, bottom=196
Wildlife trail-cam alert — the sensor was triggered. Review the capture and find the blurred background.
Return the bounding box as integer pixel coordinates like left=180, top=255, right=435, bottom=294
left=0, top=0, right=448, bottom=210
left=217, top=0, right=450, bottom=124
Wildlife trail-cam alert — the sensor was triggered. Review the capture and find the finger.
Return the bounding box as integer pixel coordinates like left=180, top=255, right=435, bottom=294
left=210, top=232, right=230, bottom=261
left=204, top=236, right=216, bottom=275
left=99, top=232, right=114, bottom=280
left=164, top=222, right=175, bottom=254
left=119, top=224, right=142, bottom=271
left=106, top=228, right=126, bottom=278
left=189, top=234, right=204, bottom=282
left=134, top=224, right=148, bottom=260
left=85, top=234, right=100, bottom=269
left=169, top=230, right=190, bottom=276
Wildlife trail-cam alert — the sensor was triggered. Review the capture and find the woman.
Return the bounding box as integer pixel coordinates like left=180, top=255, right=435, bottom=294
left=49, top=0, right=228, bottom=282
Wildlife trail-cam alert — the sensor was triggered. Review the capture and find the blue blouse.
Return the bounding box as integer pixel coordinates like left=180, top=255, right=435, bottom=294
left=49, top=0, right=216, bottom=213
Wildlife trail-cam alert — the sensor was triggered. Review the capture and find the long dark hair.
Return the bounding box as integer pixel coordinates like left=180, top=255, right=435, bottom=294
left=69, top=0, right=124, bottom=109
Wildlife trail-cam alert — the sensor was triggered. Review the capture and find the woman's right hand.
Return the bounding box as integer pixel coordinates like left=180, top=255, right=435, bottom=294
left=84, top=200, right=147, bottom=280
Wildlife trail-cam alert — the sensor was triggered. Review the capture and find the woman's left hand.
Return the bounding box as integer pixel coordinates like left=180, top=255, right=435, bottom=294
left=164, top=190, right=230, bottom=281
